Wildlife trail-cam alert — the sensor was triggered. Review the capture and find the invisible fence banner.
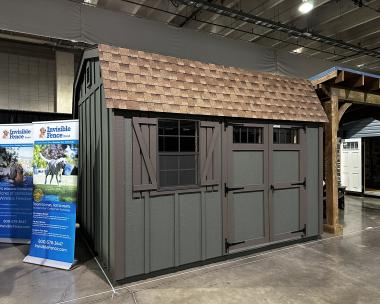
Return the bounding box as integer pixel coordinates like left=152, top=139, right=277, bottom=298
left=0, top=124, right=33, bottom=244
left=24, top=120, right=79, bottom=270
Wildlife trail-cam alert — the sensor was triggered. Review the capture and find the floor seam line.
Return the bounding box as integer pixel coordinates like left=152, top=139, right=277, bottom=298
left=55, top=289, right=114, bottom=304
left=79, top=233, right=116, bottom=294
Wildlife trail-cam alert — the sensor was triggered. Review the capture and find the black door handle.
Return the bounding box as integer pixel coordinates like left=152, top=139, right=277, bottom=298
left=291, top=178, right=306, bottom=188
left=224, top=183, right=244, bottom=196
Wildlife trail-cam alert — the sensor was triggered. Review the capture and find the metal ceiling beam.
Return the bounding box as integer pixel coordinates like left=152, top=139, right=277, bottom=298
left=176, top=0, right=380, bottom=59
left=211, top=0, right=288, bottom=37
left=271, top=0, right=380, bottom=62
left=247, top=0, right=330, bottom=44
left=268, top=0, right=374, bottom=49
left=317, top=22, right=380, bottom=63
left=196, top=0, right=241, bottom=31
left=178, top=0, right=213, bottom=27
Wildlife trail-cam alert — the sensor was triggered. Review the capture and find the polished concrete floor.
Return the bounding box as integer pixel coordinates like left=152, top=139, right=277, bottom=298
left=1, top=195, right=380, bottom=304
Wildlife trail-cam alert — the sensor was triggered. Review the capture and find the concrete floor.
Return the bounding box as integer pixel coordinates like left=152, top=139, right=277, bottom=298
left=1, top=195, right=380, bottom=304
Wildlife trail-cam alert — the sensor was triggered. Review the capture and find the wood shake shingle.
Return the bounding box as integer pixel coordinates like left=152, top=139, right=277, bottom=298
left=98, top=44, right=328, bottom=123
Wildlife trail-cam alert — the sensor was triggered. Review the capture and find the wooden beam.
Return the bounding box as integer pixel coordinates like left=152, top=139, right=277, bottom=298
left=352, top=75, right=365, bottom=88
left=335, top=71, right=344, bottom=84
left=338, top=103, right=352, bottom=122
left=323, top=96, right=343, bottom=235
left=330, top=86, right=380, bottom=105
left=366, top=77, right=380, bottom=91
left=311, top=70, right=338, bottom=86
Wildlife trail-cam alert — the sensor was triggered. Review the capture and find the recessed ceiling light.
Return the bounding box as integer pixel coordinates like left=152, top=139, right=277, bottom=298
left=357, top=63, right=365, bottom=68
left=292, top=47, right=304, bottom=54
left=298, top=0, right=314, bottom=14
left=84, top=0, right=98, bottom=5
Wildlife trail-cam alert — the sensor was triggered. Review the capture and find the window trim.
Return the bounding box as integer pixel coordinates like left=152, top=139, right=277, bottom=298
left=273, top=126, right=300, bottom=145
left=157, top=118, right=200, bottom=190
left=233, top=125, right=264, bottom=144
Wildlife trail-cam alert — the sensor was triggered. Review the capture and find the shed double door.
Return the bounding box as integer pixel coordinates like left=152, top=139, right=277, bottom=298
left=225, top=123, right=306, bottom=253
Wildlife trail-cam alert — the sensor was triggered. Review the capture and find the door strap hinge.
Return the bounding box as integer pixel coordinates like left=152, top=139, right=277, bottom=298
left=291, top=224, right=307, bottom=236
left=291, top=177, right=306, bottom=188
left=225, top=238, right=245, bottom=253
left=224, top=183, right=244, bottom=196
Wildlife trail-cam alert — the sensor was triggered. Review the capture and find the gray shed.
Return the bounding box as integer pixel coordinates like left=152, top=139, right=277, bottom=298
left=74, top=44, right=328, bottom=282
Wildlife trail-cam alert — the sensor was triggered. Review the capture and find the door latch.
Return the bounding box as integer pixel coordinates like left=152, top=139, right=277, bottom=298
left=291, top=224, right=307, bottom=236
left=224, top=183, right=244, bottom=196
left=225, top=238, right=246, bottom=253
left=291, top=177, right=306, bottom=188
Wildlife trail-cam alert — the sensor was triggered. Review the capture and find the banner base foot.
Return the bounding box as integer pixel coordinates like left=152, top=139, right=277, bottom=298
left=23, top=255, right=73, bottom=270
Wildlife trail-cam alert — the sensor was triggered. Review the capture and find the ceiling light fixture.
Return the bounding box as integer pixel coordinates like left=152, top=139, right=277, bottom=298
left=298, top=0, right=314, bottom=14
left=292, top=47, right=304, bottom=54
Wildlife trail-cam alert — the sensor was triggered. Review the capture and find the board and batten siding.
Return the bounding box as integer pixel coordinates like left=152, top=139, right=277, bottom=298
left=306, top=127, right=323, bottom=237
left=118, top=116, right=322, bottom=279
left=123, top=116, right=223, bottom=278
left=78, top=57, right=113, bottom=271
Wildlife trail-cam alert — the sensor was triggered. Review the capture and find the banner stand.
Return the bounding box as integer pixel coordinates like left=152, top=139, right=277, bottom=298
left=0, top=123, right=33, bottom=244
left=23, top=120, right=79, bottom=270
left=23, top=256, right=74, bottom=270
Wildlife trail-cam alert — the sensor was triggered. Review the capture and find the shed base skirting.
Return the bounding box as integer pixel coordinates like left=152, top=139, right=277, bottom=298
left=117, top=235, right=320, bottom=285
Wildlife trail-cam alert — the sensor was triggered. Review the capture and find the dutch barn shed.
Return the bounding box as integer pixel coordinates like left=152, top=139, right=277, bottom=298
left=74, top=44, right=328, bottom=282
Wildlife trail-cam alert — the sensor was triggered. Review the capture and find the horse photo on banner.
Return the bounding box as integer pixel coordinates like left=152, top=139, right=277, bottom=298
left=0, top=124, right=33, bottom=244
left=24, top=120, right=79, bottom=270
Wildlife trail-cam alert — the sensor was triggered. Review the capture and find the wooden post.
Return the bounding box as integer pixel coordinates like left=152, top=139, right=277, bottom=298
left=323, top=95, right=343, bottom=234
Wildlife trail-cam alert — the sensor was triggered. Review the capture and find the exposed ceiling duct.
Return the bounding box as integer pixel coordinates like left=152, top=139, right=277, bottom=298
left=176, top=0, right=380, bottom=60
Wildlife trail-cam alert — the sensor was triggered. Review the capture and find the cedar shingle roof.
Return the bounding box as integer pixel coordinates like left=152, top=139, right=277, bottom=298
left=98, top=44, right=327, bottom=123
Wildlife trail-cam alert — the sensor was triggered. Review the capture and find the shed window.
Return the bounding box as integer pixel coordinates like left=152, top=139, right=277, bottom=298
left=158, top=119, right=198, bottom=188
left=343, top=142, right=358, bottom=150
left=273, top=128, right=299, bottom=144
left=233, top=126, right=263, bottom=144
left=86, top=65, right=92, bottom=88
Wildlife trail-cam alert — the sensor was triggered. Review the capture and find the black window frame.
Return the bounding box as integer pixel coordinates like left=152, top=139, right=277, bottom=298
left=86, top=64, right=92, bottom=89
left=273, top=127, right=299, bottom=144
left=233, top=126, right=263, bottom=144
left=157, top=118, right=200, bottom=190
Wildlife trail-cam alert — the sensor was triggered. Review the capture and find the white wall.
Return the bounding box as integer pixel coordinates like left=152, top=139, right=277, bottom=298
left=0, top=46, right=55, bottom=112
left=56, top=51, right=74, bottom=114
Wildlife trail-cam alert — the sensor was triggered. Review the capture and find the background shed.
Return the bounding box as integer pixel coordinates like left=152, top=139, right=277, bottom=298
left=74, top=44, right=327, bottom=281
left=340, top=118, right=380, bottom=196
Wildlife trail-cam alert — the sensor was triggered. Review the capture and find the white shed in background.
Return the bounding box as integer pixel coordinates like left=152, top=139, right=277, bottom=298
left=340, top=138, right=362, bottom=193
left=341, top=118, right=380, bottom=196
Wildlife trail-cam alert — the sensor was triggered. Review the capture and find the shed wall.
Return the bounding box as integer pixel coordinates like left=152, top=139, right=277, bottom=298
left=113, top=114, right=322, bottom=280
left=122, top=115, right=223, bottom=278
left=78, top=57, right=113, bottom=271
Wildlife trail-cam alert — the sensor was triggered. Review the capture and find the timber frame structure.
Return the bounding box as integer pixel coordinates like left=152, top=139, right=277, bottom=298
left=310, top=67, right=380, bottom=234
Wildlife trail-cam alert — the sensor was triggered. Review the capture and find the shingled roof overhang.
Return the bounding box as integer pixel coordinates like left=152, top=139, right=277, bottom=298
left=98, top=44, right=328, bottom=123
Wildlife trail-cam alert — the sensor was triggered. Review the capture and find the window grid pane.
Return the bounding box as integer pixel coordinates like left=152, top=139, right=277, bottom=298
left=158, top=119, right=198, bottom=188
left=233, top=126, right=263, bottom=144
left=273, top=128, right=299, bottom=144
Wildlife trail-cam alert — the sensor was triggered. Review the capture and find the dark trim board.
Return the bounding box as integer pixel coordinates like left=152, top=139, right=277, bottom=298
left=117, top=235, right=320, bottom=285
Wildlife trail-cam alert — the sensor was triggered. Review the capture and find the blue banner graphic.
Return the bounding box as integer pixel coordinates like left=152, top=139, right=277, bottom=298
left=0, top=124, right=33, bottom=243
left=24, top=120, right=79, bottom=270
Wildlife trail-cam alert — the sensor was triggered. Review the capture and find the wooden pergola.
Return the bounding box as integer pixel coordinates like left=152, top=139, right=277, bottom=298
left=311, top=67, right=380, bottom=234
